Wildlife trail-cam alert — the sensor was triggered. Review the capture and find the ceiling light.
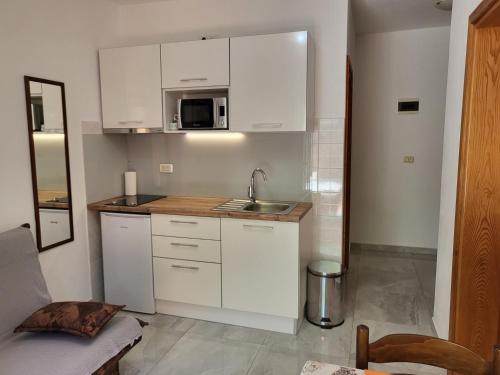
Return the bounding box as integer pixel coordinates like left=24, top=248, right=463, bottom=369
left=184, top=132, right=245, bottom=142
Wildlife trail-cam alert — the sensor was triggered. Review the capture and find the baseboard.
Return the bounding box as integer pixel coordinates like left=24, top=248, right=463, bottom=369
left=351, top=242, right=437, bottom=257
left=155, top=299, right=299, bottom=334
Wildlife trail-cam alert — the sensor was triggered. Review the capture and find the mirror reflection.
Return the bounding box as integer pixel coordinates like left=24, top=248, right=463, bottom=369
left=25, top=77, right=73, bottom=251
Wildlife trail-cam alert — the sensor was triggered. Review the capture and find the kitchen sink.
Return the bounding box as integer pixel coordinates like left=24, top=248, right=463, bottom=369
left=213, top=199, right=298, bottom=215
left=243, top=202, right=294, bottom=214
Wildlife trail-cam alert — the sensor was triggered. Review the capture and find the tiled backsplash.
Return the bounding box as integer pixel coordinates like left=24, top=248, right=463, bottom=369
left=310, top=118, right=345, bottom=261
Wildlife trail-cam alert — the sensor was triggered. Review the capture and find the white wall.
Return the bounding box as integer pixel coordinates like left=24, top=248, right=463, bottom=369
left=433, top=0, right=481, bottom=339
left=0, top=0, right=119, bottom=301
left=34, top=134, right=67, bottom=191
left=351, top=27, right=450, bottom=250
left=126, top=133, right=308, bottom=201
left=115, top=0, right=349, bottom=120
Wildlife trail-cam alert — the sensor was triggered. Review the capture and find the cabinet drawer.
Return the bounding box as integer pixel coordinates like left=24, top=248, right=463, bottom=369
left=153, top=235, right=220, bottom=263
left=151, top=214, right=220, bottom=240
left=153, top=258, right=221, bottom=308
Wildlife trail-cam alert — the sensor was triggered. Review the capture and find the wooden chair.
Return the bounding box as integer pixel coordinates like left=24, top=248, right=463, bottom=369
left=356, top=325, right=500, bottom=375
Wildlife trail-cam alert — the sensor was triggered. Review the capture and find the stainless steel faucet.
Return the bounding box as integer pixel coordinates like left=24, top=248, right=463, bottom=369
left=248, top=168, right=267, bottom=203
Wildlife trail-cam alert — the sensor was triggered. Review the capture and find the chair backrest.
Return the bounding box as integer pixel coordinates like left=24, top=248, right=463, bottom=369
left=356, top=325, right=500, bottom=375
left=0, top=227, right=51, bottom=341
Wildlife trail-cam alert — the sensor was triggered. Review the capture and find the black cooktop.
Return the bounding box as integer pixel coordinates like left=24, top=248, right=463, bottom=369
left=106, top=195, right=166, bottom=207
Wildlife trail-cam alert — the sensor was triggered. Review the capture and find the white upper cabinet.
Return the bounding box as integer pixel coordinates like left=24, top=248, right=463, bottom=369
left=230, top=31, right=310, bottom=132
left=41, top=83, right=64, bottom=131
left=99, top=45, right=162, bottom=130
left=161, top=38, right=229, bottom=89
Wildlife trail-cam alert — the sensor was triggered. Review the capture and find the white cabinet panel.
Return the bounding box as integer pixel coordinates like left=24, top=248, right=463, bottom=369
left=154, top=258, right=221, bottom=308
left=153, top=235, right=221, bottom=263
left=161, top=38, right=229, bottom=89
left=99, top=45, right=162, bottom=129
left=230, top=31, right=309, bottom=132
left=101, top=213, right=155, bottom=314
left=39, top=209, right=70, bottom=248
left=29, top=82, right=42, bottom=96
left=221, top=218, right=299, bottom=318
left=151, top=214, right=220, bottom=240
left=41, top=84, right=64, bottom=131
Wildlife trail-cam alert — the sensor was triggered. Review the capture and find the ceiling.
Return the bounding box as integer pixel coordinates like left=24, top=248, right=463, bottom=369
left=352, top=0, right=452, bottom=34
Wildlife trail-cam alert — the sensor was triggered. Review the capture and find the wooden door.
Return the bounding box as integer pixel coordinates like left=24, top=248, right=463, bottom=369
left=450, top=0, right=500, bottom=362
left=342, top=56, right=353, bottom=271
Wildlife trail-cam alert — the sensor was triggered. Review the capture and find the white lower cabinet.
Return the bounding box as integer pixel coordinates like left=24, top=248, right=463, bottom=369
left=221, top=218, right=300, bottom=318
left=39, top=208, right=70, bottom=248
left=150, top=212, right=312, bottom=333
left=153, top=258, right=221, bottom=308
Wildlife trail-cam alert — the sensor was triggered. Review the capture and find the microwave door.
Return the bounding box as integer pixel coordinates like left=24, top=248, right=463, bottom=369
left=180, top=99, right=214, bottom=129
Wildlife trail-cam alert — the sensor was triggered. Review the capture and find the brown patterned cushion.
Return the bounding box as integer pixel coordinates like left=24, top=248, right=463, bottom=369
left=14, top=301, right=125, bottom=338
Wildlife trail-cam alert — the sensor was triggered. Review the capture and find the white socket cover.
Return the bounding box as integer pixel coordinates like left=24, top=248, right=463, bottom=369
left=160, top=164, right=173, bottom=173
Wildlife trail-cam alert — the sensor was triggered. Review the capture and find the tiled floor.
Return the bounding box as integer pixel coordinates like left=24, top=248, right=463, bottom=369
left=120, top=250, right=442, bottom=375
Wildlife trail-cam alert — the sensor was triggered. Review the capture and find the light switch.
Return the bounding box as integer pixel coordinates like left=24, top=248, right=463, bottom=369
left=160, top=164, right=173, bottom=173
left=404, top=156, right=415, bottom=164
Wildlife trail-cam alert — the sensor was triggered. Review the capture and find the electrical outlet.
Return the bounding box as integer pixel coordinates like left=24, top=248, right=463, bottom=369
left=404, top=156, right=415, bottom=164
left=160, top=164, right=173, bottom=173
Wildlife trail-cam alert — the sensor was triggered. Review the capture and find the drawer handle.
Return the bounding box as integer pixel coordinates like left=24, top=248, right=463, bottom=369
left=118, top=120, right=144, bottom=124
left=170, top=220, right=198, bottom=225
left=171, top=264, right=199, bottom=270
left=252, top=123, right=283, bottom=129
left=180, top=77, right=208, bottom=82
left=243, top=224, right=274, bottom=230
left=49, top=221, right=59, bottom=224
left=171, top=242, right=199, bottom=248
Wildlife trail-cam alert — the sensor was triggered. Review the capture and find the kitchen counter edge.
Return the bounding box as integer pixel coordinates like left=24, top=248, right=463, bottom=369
left=87, top=196, right=313, bottom=223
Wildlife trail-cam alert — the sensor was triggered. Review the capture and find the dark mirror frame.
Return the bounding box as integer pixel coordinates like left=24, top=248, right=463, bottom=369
left=24, top=76, right=74, bottom=252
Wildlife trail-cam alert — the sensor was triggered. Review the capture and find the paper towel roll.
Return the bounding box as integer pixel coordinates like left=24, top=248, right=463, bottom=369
left=125, top=171, right=137, bottom=196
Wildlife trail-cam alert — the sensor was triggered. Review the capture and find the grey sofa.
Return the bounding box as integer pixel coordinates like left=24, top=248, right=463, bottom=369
left=0, top=226, right=143, bottom=375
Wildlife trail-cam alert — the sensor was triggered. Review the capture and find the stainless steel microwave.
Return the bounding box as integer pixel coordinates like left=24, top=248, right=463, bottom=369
left=177, top=97, right=227, bottom=130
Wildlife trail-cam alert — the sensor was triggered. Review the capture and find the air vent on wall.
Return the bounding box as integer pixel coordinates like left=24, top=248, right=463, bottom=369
left=398, top=98, right=420, bottom=114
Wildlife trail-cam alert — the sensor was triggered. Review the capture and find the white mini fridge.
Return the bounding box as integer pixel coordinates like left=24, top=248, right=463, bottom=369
left=101, top=212, right=155, bottom=314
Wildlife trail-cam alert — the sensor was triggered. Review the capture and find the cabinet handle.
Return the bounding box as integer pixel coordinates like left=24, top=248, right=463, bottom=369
left=180, top=77, right=208, bottom=82
left=243, top=224, right=274, bottom=230
left=49, top=221, right=59, bottom=224
left=171, top=242, right=199, bottom=248
left=170, top=220, right=198, bottom=225
left=120, top=226, right=128, bottom=229
left=118, top=120, right=144, bottom=124
left=171, top=264, right=200, bottom=270
left=252, top=123, right=283, bottom=129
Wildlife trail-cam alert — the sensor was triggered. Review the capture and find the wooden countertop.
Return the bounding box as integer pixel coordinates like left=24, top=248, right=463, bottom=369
left=38, top=190, right=69, bottom=209
left=87, top=196, right=313, bottom=223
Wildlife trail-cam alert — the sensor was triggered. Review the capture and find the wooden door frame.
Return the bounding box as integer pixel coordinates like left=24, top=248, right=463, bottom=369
left=342, top=55, right=353, bottom=272
left=449, top=0, right=500, bottom=361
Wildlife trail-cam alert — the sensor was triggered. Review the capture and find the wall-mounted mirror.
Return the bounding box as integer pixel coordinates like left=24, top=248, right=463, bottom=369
left=24, top=76, right=73, bottom=252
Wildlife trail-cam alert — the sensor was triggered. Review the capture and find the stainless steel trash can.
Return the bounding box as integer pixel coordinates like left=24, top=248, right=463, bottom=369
left=306, top=260, right=345, bottom=328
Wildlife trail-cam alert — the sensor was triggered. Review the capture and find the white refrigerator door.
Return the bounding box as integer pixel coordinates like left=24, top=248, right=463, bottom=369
left=101, top=212, right=155, bottom=314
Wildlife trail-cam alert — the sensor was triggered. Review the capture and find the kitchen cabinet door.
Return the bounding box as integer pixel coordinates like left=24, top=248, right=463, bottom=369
left=154, top=258, right=221, bottom=308
left=39, top=209, right=70, bottom=248
left=221, top=218, right=299, bottom=318
left=161, top=38, right=229, bottom=89
left=230, top=31, right=309, bottom=132
left=99, top=45, right=162, bottom=130
left=41, top=83, right=64, bottom=131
